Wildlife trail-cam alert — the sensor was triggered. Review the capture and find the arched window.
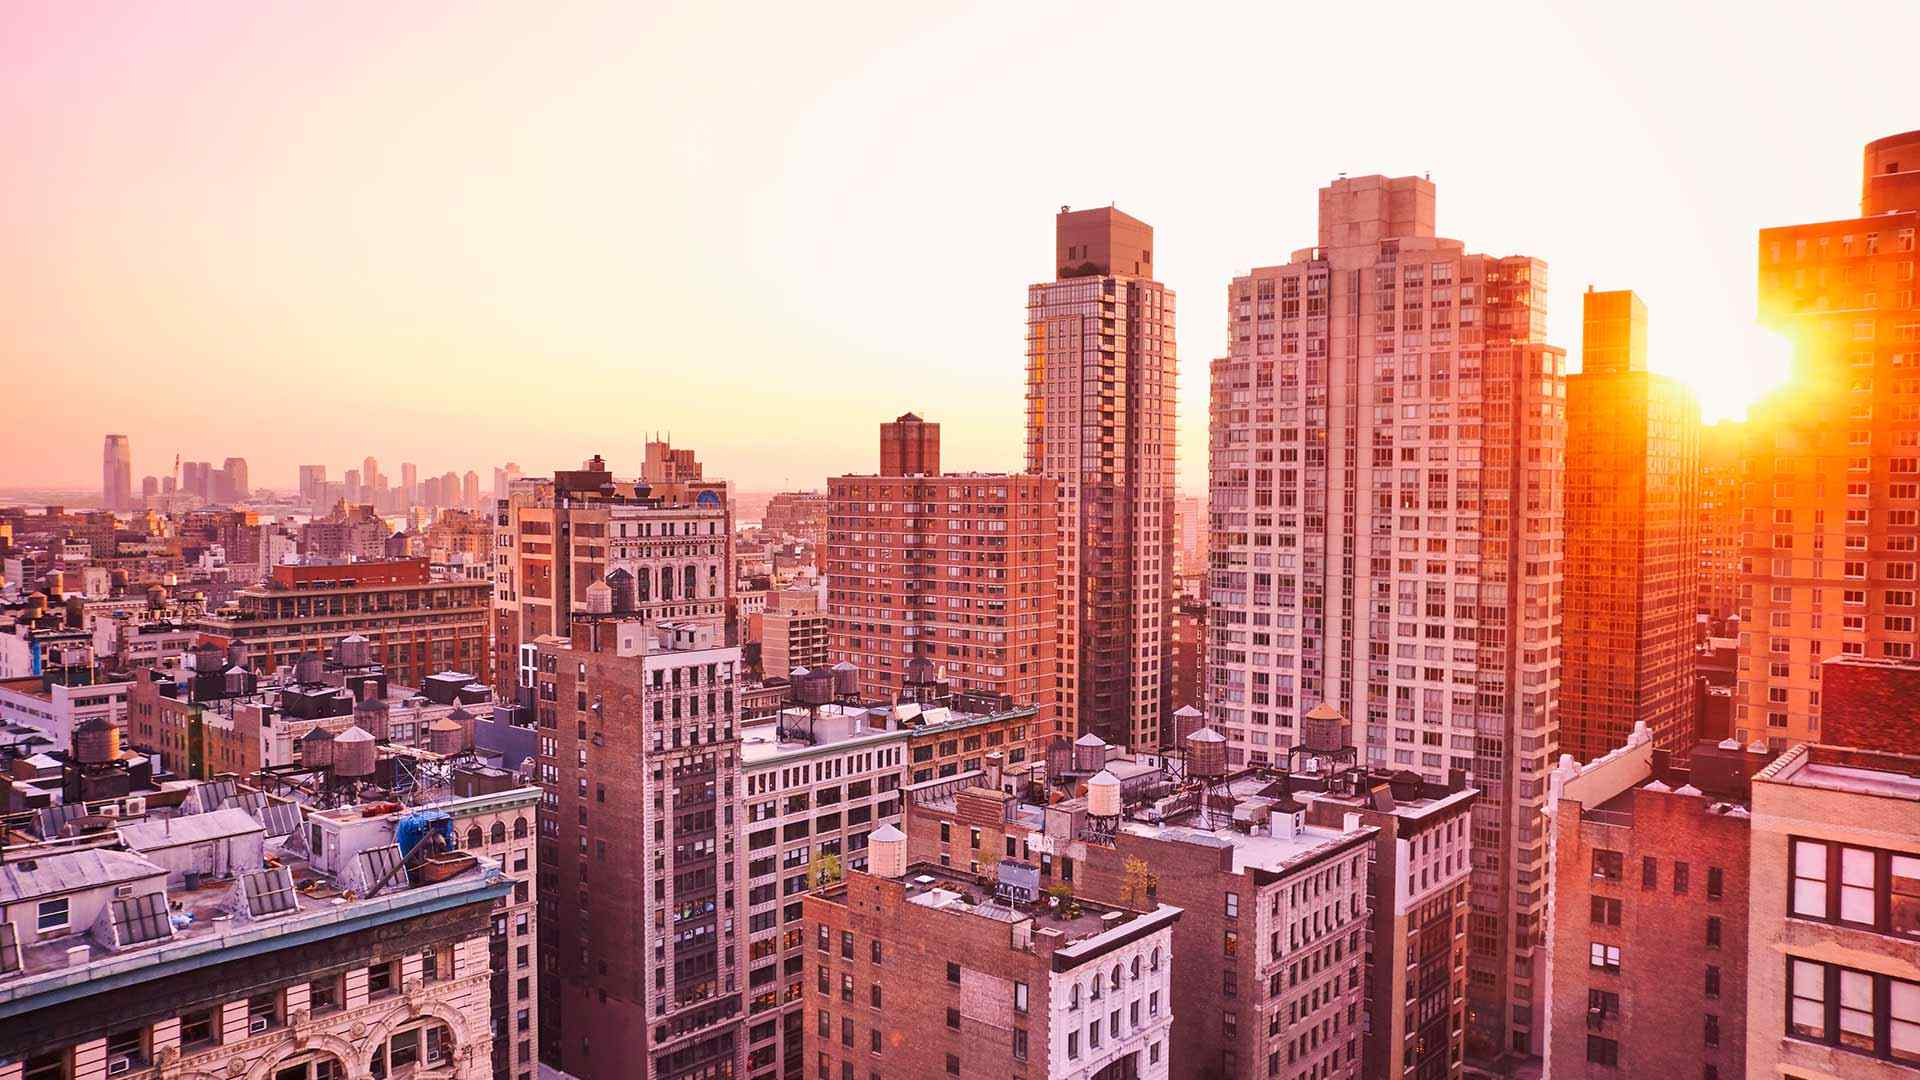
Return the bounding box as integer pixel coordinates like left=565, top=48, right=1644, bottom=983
left=1069, top=984, right=1080, bottom=1010
left=1130, top=955, right=1141, bottom=980
left=490, top=822, right=506, bottom=844
left=1150, top=946, right=1161, bottom=972
left=683, top=565, right=696, bottom=598
left=270, top=1052, right=343, bottom=1080
left=1110, top=964, right=1121, bottom=990
left=513, top=817, right=528, bottom=839
left=660, top=567, right=673, bottom=600
left=369, top=1022, right=452, bottom=1078
left=466, top=826, right=482, bottom=850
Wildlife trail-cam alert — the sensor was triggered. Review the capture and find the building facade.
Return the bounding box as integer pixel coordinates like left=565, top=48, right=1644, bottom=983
left=826, top=417, right=1057, bottom=725
left=530, top=616, right=746, bottom=1080
left=492, top=455, right=731, bottom=700
left=1206, top=173, right=1564, bottom=1060
left=194, top=559, right=491, bottom=689
left=1740, top=130, right=1920, bottom=748
left=1747, top=741, right=1920, bottom=1077
left=1543, top=729, right=1763, bottom=1080
left=1560, top=289, right=1700, bottom=762
left=802, top=852, right=1180, bottom=1080
left=1026, top=207, right=1176, bottom=750
left=1697, top=420, right=1745, bottom=627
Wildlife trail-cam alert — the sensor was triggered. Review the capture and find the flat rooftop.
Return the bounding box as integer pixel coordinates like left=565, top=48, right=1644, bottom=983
left=1763, top=743, right=1920, bottom=801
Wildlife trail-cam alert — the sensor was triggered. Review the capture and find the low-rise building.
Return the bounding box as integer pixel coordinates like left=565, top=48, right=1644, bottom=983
left=1544, top=726, right=1769, bottom=1080
left=803, top=843, right=1181, bottom=1080
left=1747, top=742, right=1920, bottom=1078
left=0, top=792, right=511, bottom=1080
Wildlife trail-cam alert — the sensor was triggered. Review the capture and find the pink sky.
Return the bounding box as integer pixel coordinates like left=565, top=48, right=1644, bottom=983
left=3, top=2, right=1913, bottom=493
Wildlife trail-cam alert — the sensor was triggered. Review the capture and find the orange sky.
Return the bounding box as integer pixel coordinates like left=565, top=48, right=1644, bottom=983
left=2, top=2, right=1913, bottom=494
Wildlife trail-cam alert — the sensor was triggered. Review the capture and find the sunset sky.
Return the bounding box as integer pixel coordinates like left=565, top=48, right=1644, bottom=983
left=3, top=1, right=1914, bottom=495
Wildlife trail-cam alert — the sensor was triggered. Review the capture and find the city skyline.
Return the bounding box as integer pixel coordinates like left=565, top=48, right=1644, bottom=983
left=5, top=3, right=1913, bottom=493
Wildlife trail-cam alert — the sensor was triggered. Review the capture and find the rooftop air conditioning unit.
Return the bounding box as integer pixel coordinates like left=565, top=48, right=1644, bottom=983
left=99, top=805, right=120, bottom=818
left=124, top=797, right=147, bottom=816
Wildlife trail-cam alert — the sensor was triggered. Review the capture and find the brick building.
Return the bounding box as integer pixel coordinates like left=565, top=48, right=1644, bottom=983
left=530, top=615, right=746, bottom=1080
left=802, top=843, right=1180, bottom=1080
left=826, top=417, right=1057, bottom=730
left=194, top=558, right=491, bottom=688
left=1817, top=654, right=1920, bottom=754
left=904, top=738, right=1381, bottom=1080
left=493, top=454, right=733, bottom=699
left=1544, top=727, right=1768, bottom=1080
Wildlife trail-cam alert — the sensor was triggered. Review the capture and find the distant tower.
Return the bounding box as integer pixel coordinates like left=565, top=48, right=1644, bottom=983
left=101, top=435, right=132, bottom=510
left=222, top=457, right=249, bottom=501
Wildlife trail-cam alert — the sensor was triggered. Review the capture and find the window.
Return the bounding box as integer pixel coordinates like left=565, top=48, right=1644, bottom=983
left=1585, top=1036, right=1618, bottom=1066
left=1674, top=862, right=1690, bottom=895
left=1592, top=850, right=1623, bottom=881
left=1590, top=897, right=1621, bottom=926
left=1011, top=1028, right=1027, bottom=1062
left=1792, top=838, right=1920, bottom=936
left=367, top=960, right=397, bottom=997
left=1706, top=916, right=1722, bottom=949
left=1589, top=943, right=1621, bottom=973
left=181, top=1008, right=217, bottom=1048
left=1788, top=957, right=1920, bottom=1063
left=1225, top=893, right=1238, bottom=919
left=1642, top=857, right=1657, bottom=890
left=1706, top=965, right=1721, bottom=999
left=1704, top=1014, right=1719, bottom=1047
left=946, top=1007, right=960, bottom=1031
left=1013, top=981, right=1028, bottom=1014
left=35, top=898, right=69, bottom=933
left=1707, top=867, right=1723, bottom=900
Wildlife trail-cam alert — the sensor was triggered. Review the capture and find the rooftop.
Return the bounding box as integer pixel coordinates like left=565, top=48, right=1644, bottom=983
left=0, top=783, right=509, bottom=1012
left=1760, top=743, right=1920, bottom=801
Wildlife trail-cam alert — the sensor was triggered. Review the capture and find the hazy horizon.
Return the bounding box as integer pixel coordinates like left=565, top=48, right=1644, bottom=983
left=5, top=1, right=1913, bottom=493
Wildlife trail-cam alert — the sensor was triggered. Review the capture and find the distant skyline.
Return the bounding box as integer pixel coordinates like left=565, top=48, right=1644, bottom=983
left=3, top=2, right=1913, bottom=492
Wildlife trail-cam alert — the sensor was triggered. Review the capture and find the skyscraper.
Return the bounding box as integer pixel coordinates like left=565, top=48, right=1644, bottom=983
left=1560, top=288, right=1700, bottom=763
left=1025, top=205, right=1176, bottom=749
left=222, top=457, right=249, bottom=501
left=463, top=469, right=480, bottom=509
left=1207, top=174, right=1563, bottom=1061
left=1697, top=420, right=1746, bottom=627
left=401, top=461, right=418, bottom=506
left=298, top=464, right=327, bottom=502
left=101, top=434, right=131, bottom=510
left=1741, top=130, right=1920, bottom=747
left=363, top=455, right=379, bottom=494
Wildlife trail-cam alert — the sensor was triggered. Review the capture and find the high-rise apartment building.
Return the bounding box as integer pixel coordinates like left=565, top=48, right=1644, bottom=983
left=1740, top=130, right=1920, bottom=748
left=531, top=616, right=746, bottom=1080
left=826, top=416, right=1057, bottom=723
left=1026, top=206, right=1176, bottom=749
left=1561, top=289, right=1700, bottom=763
left=1697, top=420, right=1745, bottom=626
left=1207, top=174, right=1565, bottom=1060
left=492, top=455, right=732, bottom=699
left=102, top=434, right=132, bottom=510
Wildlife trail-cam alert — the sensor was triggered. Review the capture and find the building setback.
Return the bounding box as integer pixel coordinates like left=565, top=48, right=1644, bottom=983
left=530, top=615, right=746, bottom=1080
left=1560, top=288, right=1700, bottom=763
left=1027, top=207, right=1176, bottom=751
left=803, top=841, right=1180, bottom=1080
left=1206, top=173, right=1564, bottom=1061
left=1740, top=130, right=1920, bottom=748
